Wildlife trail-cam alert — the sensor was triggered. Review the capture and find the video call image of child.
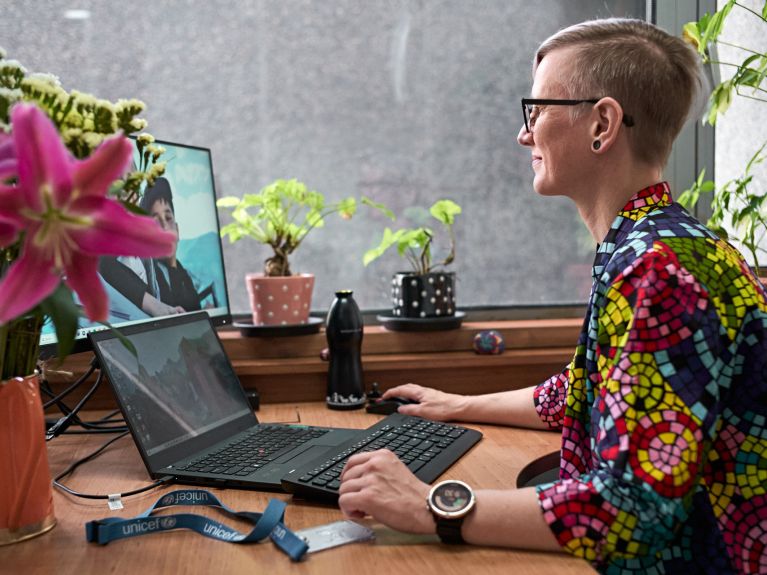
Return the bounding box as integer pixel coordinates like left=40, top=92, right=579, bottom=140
left=98, top=148, right=228, bottom=326
left=99, top=177, right=204, bottom=318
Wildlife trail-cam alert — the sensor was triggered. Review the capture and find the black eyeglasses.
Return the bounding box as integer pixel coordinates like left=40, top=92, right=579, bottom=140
left=521, top=98, right=635, bottom=133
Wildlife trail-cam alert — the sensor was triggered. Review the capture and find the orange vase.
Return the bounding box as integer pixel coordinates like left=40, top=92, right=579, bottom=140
left=0, top=374, right=56, bottom=545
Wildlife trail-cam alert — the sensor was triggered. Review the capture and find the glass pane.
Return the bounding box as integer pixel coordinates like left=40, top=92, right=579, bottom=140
left=1, top=0, right=646, bottom=314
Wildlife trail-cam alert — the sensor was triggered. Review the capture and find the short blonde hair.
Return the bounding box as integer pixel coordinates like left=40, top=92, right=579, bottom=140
left=535, top=18, right=704, bottom=167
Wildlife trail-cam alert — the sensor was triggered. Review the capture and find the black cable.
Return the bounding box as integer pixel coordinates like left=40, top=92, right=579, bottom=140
left=42, top=358, right=98, bottom=409
left=45, top=369, right=106, bottom=440
left=43, top=368, right=128, bottom=434
left=53, top=431, right=173, bottom=499
left=97, top=409, right=123, bottom=422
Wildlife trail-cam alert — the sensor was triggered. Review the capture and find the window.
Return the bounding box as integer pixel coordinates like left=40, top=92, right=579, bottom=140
left=3, top=0, right=662, bottom=316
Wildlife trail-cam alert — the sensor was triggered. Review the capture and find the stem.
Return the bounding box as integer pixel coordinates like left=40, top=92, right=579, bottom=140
left=706, top=60, right=745, bottom=69
left=716, top=39, right=766, bottom=57
left=734, top=1, right=767, bottom=22
left=734, top=90, right=767, bottom=103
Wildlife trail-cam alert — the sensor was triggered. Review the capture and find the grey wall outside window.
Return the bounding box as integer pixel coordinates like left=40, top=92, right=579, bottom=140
left=2, top=0, right=648, bottom=316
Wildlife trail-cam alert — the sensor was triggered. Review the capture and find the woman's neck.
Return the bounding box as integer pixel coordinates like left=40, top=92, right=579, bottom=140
left=575, top=162, right=664, bottom=243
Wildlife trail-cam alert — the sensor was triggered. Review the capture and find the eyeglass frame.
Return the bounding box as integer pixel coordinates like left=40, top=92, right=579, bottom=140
left=521, top=98, right=635, bottom=133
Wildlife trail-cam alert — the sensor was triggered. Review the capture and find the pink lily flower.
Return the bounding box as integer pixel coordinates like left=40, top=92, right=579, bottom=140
left=0, top=103, right=177, bottom=324
left=0, top=132, right=18, bottom=246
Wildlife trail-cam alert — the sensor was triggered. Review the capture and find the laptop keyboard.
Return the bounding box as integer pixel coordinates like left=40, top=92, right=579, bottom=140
left=177, top=425, right=331, bottom=477
left=281, top=413, right=482, bottom=498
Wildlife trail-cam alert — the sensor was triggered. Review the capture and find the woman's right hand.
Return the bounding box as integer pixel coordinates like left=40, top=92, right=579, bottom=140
left=381, top=383, right=468, bottom=422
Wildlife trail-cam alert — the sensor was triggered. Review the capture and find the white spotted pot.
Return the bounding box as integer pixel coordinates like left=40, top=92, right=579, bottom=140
left=244, top=273, right=314, bottom=326
left=390, top=271, right=456, bottom=318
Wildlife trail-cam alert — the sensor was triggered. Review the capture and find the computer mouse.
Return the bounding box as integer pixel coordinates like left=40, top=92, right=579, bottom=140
left=365, top=397, right=419, bottom=415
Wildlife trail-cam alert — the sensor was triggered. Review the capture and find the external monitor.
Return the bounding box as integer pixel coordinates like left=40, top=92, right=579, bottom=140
left=39, top=139, right=230, bottom=358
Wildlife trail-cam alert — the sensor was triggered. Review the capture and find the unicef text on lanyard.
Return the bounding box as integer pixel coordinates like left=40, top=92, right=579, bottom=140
left=85, top=489, right=308, bottom=561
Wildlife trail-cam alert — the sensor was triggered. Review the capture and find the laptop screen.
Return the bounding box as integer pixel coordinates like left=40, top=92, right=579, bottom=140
left=92, top=313, right=254, bottom=463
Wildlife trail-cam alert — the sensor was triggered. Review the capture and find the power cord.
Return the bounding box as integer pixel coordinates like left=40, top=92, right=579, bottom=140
left=42, top=355, right=129, bottom=438
left=53, top=430, right=173, bottom=500
left=42, top=357, right=98, bottom=410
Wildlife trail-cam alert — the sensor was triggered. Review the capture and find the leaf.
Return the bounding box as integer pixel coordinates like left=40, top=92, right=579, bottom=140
left=363, top=227, right=403, bottom=266
left=429, top=199, right=462, bottom=225
left=216, top=196, right=241, bottom=208
left=39, top=284, right=79, bottom=360
left=102, top=321, right=137, bottom=356
left=337, top=197, right=357, bottom=219
left=707, top=81, right=734, bottom=124
left=397, top=228, right=431, bottom=257
left=682, top=22, right=703, bottom=54
left=361, top=196, right=396, bottom=220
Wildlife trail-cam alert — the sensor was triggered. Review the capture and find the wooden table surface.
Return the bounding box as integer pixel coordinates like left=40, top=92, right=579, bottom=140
left=2, top=403, right=594, bottom=575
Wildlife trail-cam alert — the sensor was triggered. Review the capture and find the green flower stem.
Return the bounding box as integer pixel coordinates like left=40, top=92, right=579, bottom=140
left=716, top=40, right=766, bottom=56
left=734, top=1, right=767, bottom=22
left=734, top=90, right=767, bottom=103
left=0, top=314, right=43, bottom=380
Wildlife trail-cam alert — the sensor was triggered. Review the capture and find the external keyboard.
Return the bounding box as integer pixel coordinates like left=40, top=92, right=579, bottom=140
left=177, top=425, right=330, bottom=478
left=281, top=412, right=482, bottom=499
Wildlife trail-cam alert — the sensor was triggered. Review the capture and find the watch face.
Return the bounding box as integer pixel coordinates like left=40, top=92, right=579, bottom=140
left=430, top=481, right=474, bottom=517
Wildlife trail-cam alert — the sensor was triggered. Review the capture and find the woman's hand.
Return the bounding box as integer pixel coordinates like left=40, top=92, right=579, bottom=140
left=338, top=449, right=434, bottom=534
left=382, top=383, right=468, bottom=421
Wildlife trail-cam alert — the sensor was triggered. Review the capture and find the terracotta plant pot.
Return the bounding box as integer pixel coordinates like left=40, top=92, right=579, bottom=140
left=0, top=374, right=56, bottom=545
left=391, top=271, right=456, bottom=318
left=245, top=273, right=315, bottom=326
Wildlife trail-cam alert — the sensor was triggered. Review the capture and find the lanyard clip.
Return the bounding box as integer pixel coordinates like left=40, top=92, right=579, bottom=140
left=85, top=519, right=110, bottom=544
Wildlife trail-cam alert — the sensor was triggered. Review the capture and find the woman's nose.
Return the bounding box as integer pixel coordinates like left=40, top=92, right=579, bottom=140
left=517, top=124, right=533, bottom=147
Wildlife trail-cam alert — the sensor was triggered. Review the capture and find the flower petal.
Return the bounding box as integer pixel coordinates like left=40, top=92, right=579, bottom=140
left=0, top=132, right=16, bottom=181
left=63, top=253, right=108, bottom=322
left=0, top=219, right=19, bottom=248
left=0, top=158, right=17, bottom=181
left=0, top=246, right=60, bottom=324
left=11, top=103, right=73, bottom=210
left=72, top=134, right=133, bottom=199
left=68, top=196, right=176, bottom=258
left=0, top=184, right=27, bottom=228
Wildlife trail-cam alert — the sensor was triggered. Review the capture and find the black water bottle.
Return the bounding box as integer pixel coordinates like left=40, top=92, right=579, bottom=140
left=325, top=290, right=365, bottom=410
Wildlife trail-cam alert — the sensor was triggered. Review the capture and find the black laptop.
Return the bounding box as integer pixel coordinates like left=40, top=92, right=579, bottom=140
left=89, top=312, right=359, bottom=491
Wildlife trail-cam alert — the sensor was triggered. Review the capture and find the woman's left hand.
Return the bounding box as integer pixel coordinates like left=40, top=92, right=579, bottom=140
left=338, top=449, right=435, bottom=534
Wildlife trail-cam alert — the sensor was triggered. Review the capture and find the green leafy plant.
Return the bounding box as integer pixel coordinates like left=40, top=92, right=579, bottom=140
left=679, top=0, right=767, bottom=269
left=362, top=199, right=462, bottom=275
left=217, top=178, right=358, bottom=277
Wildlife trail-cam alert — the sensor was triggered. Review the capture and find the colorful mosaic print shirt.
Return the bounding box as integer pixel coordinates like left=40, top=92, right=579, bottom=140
left=533, top=182, right=767, bottom=574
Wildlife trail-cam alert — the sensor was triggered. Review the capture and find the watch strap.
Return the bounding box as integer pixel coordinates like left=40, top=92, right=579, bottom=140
left=435, top=516, right=466, bottom=544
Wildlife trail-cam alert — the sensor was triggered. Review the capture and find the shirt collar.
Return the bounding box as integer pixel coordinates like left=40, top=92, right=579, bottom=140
left=592, top=182, right=673, bottom=279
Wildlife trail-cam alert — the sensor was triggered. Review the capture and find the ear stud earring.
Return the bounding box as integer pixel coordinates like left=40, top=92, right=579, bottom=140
left=592, top=140, right=601, bottom=150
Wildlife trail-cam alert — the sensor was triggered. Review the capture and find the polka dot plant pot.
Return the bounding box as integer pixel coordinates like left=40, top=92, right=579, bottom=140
left=245, top=273, right=314, bottom=326
left=391, top=271, right=456, bottom=318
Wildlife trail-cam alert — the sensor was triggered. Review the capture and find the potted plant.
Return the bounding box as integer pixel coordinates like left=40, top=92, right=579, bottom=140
left=679, top=1, right=767, bottom=278
left=217, top=178, right=358, bottom=326
left=363, top=198, right=462, bottom=318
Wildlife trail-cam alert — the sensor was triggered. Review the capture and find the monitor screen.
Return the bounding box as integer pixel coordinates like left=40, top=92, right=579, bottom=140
left=39, top=139, right=230, bottom=357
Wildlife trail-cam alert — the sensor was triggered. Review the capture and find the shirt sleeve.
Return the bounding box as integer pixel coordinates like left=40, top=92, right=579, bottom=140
left=534, top=369, right=569, bottom=430
left=98, top=257, right=149, bottom=308
left=535, top=242, right=724, bottom=568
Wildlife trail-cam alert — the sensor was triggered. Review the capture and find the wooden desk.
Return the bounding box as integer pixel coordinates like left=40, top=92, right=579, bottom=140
left=2, top=403, right=594, bottom=574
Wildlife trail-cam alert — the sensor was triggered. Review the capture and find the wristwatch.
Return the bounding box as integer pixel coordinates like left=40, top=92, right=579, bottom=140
left=427, top=480, right=476, bottom=544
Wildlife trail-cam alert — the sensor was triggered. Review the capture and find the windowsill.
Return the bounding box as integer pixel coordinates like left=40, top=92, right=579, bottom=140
left=45, top=317, right=581, bottom=409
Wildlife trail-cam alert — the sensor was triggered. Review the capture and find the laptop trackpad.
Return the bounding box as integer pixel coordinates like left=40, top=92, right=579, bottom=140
left=275, top=445, right=330, bottom=465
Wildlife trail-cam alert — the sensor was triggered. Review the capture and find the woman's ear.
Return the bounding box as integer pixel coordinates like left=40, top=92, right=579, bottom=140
left=589, top=97, right=624, bottom=153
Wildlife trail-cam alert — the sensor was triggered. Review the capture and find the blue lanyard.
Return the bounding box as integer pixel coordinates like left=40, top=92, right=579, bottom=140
left=85, top=489, right=308, bottom=561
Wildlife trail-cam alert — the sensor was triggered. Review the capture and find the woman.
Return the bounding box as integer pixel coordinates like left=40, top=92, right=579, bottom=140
left=338, top=18, right=766, bottom=574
